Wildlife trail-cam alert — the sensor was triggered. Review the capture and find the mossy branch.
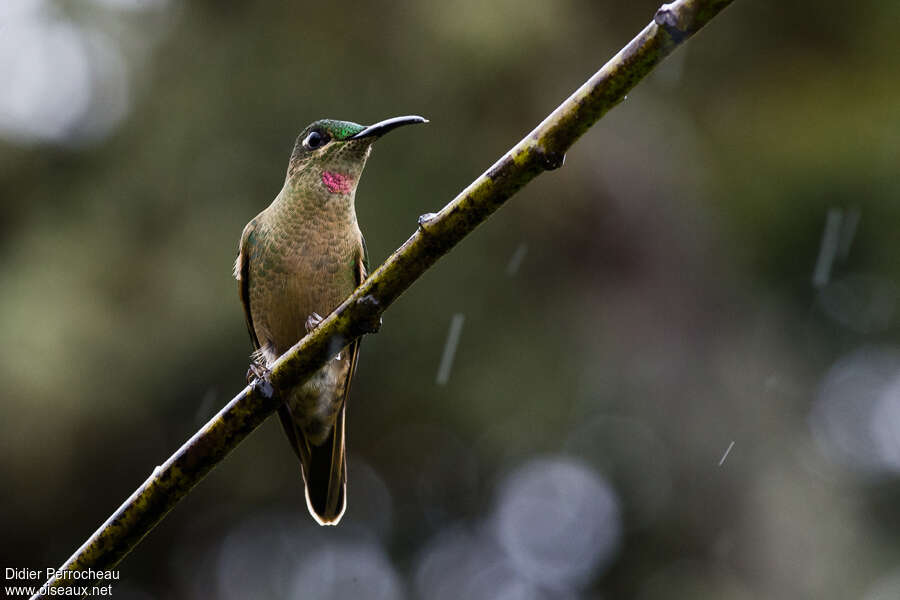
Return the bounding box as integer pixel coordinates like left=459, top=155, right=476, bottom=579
left=32, top=0, right=734, bottom=596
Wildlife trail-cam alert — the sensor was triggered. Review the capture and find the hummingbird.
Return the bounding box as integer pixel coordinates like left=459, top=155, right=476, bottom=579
left=235, top=115, right=427, bottom=525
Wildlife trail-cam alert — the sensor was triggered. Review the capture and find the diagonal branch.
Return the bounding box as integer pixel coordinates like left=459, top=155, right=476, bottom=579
left=33, top=0, right=735, bottom=596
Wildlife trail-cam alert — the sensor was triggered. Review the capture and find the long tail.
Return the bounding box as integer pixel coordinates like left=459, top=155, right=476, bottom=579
left=277, top=404, right=347, bottom=525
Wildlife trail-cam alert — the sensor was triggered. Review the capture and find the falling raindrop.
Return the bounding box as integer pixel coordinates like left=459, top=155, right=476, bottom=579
left=718, top=441, right=735, bottom=467
left=506, top=243, right=528, bottom=277
left=436, top=313, right=465, bottom=385
left=837, top=207, right=860, bottom=259
left=812, top=208, right=843, bottom=288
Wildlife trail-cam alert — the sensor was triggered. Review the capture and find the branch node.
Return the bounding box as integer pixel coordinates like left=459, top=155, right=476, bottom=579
left=654, top=3, right=688, bottom=42
left=250, top=375, right=274, bottom=400
left=417, top=212, right=438, bottom=232
left=354, top=294, right=384, bottom=334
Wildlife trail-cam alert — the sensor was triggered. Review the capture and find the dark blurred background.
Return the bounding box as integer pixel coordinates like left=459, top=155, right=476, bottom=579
left=2, top=0, right=899, bottom=598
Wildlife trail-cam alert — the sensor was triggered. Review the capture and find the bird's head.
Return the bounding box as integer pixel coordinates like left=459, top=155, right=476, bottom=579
left=286, top=115, right=427, bottom=197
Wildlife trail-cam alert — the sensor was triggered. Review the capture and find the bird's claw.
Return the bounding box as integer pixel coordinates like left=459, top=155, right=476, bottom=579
left=305, top=312, right=324, bottom=333
left=246, top=362, right=271, bottom=384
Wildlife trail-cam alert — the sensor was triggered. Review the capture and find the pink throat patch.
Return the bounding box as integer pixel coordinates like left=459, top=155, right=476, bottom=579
left=321, top=171, right=354, bottom=194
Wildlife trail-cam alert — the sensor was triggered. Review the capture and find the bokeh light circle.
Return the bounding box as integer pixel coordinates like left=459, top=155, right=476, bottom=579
left=491, top=456, right=622, bottom=590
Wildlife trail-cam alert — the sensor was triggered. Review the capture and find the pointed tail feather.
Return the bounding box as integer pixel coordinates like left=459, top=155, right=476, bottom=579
left=278, top=404, right=347, bottom=525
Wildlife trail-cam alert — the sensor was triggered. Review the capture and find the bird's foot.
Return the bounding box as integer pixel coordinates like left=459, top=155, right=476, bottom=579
left=305, top=312, right=324, bottom=333
left=246, top=361, right=271, bottom=385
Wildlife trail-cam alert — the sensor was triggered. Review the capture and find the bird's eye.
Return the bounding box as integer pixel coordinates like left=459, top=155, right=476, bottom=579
left=303, top=130, right=330, bottom=150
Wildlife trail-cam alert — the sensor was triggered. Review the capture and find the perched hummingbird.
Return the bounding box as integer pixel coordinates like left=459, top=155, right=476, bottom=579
left=235, top=115, right=427, bottom=525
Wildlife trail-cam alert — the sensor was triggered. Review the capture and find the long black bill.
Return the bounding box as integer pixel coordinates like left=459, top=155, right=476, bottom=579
left=349, top=115, right=428, bottom=140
